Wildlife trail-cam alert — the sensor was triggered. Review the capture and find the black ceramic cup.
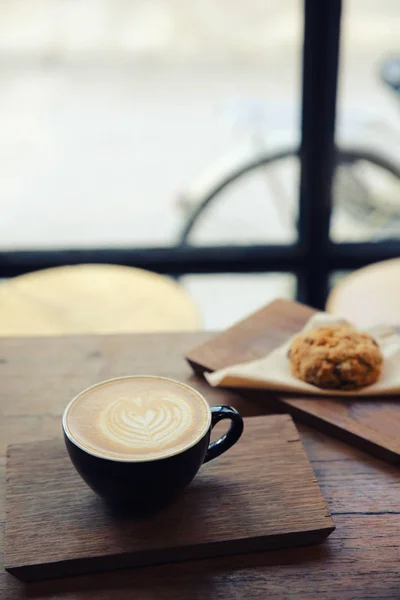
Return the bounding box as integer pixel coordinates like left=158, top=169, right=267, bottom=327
left=62, top=377, right=243, bottom=514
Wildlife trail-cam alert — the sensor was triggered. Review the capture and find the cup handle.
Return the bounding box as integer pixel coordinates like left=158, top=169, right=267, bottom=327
left=203, top=405, right=244, bottom=463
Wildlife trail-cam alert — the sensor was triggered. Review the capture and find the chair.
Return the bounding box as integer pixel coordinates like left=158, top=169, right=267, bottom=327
left=0, top=264, right=200, bottom=336
left=326, top=258, right=400, bottom=326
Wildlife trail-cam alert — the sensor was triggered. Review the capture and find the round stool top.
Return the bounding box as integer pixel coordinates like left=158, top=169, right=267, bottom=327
left=326, top=258, right=400, bottom=327
left=0, top=264, right=201, bottom=336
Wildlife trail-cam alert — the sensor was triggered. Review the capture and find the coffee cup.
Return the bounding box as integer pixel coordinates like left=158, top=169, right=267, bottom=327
left=62, top=376, right=243, bottom=514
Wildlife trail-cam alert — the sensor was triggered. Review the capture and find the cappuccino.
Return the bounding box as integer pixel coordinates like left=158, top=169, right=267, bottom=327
left=63, top=377, right=211, bottom=461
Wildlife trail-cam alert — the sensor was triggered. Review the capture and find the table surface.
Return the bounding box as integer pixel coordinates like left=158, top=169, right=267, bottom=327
left=1, top=331, right=399, bottom=599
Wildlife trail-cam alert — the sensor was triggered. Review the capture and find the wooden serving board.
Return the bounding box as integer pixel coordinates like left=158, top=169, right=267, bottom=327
left=186, top=298, right=400, bottom=463
left=4, top=414, right=334, bottom=582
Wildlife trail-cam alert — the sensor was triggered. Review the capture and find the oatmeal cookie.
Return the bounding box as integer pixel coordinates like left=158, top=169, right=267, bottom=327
left=288, top=324, right=383, bottom=390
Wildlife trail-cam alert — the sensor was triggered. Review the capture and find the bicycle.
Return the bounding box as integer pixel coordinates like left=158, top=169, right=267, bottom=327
left=178, top=56, right=400, bottom=247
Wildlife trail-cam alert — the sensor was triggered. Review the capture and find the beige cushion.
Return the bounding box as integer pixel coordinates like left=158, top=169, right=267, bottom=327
left=0, top=264, right=200, bottom=336
left=326, top=258, right=400, bottom=327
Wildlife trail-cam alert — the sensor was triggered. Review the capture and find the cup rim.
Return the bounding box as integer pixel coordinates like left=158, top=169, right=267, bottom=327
left=62, top=375, right=212, bottom=462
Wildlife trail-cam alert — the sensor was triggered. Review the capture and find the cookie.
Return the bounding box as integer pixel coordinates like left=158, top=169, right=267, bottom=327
left=288, top=325, right=383, bottom=390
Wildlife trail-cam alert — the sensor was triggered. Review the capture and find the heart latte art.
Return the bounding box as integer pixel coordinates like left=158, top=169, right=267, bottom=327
left=101, top=393, right=194, bottom=452
left=65, top=377, right=210, bottom=460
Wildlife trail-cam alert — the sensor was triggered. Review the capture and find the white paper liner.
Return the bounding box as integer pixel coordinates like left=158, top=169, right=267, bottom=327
left=206, top=313, right=400, bottom=396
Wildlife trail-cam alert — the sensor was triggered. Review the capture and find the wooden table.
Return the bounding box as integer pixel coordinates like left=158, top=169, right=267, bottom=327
left=1, top=332, right=399, bottom=599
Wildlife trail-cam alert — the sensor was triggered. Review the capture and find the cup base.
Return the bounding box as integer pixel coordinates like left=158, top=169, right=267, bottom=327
left=104, top=491, right=180, bottom=519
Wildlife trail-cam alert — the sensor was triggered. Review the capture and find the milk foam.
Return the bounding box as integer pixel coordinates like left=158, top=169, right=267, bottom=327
left=100, top=392, right=195, bottom=451
left=64, top=377, right=210, bottom=461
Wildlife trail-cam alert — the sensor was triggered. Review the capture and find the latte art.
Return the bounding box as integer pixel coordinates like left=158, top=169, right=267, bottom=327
left=64, top=377, right=210, bottom=461
left=100, top=393, right=194, bottom=453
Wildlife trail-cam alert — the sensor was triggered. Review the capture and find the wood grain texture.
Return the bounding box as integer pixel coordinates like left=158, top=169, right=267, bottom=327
left=5, top=415, right=334, bottom=581
left=186, top=298, right=400, bottom=462
left=0, top=331, right=400, bottom=598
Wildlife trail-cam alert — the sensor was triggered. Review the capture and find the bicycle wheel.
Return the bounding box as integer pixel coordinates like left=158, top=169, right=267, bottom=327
left=333, top=148, right=400, bottom=229
left=178, top=147, right=400, bottom=246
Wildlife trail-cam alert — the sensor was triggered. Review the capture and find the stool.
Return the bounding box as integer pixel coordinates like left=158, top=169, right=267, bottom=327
left=326, top=258, right=400, bottom=327
left=0, top=264, right=201, bottom=336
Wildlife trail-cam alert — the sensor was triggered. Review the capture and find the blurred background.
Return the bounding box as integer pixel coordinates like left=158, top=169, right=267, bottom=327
left=1, top=0, right=399, bottom=329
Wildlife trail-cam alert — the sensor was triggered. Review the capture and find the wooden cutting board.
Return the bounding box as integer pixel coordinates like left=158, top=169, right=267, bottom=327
left=186, top=298, right=400, bottom=463
left=4, top=414, right=334, bottom=582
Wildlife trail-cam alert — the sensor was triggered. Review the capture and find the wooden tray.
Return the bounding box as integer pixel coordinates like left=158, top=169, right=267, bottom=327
left=186, top=298, right=400, bottom=463
left=4, top=414, right=334, bottom=581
